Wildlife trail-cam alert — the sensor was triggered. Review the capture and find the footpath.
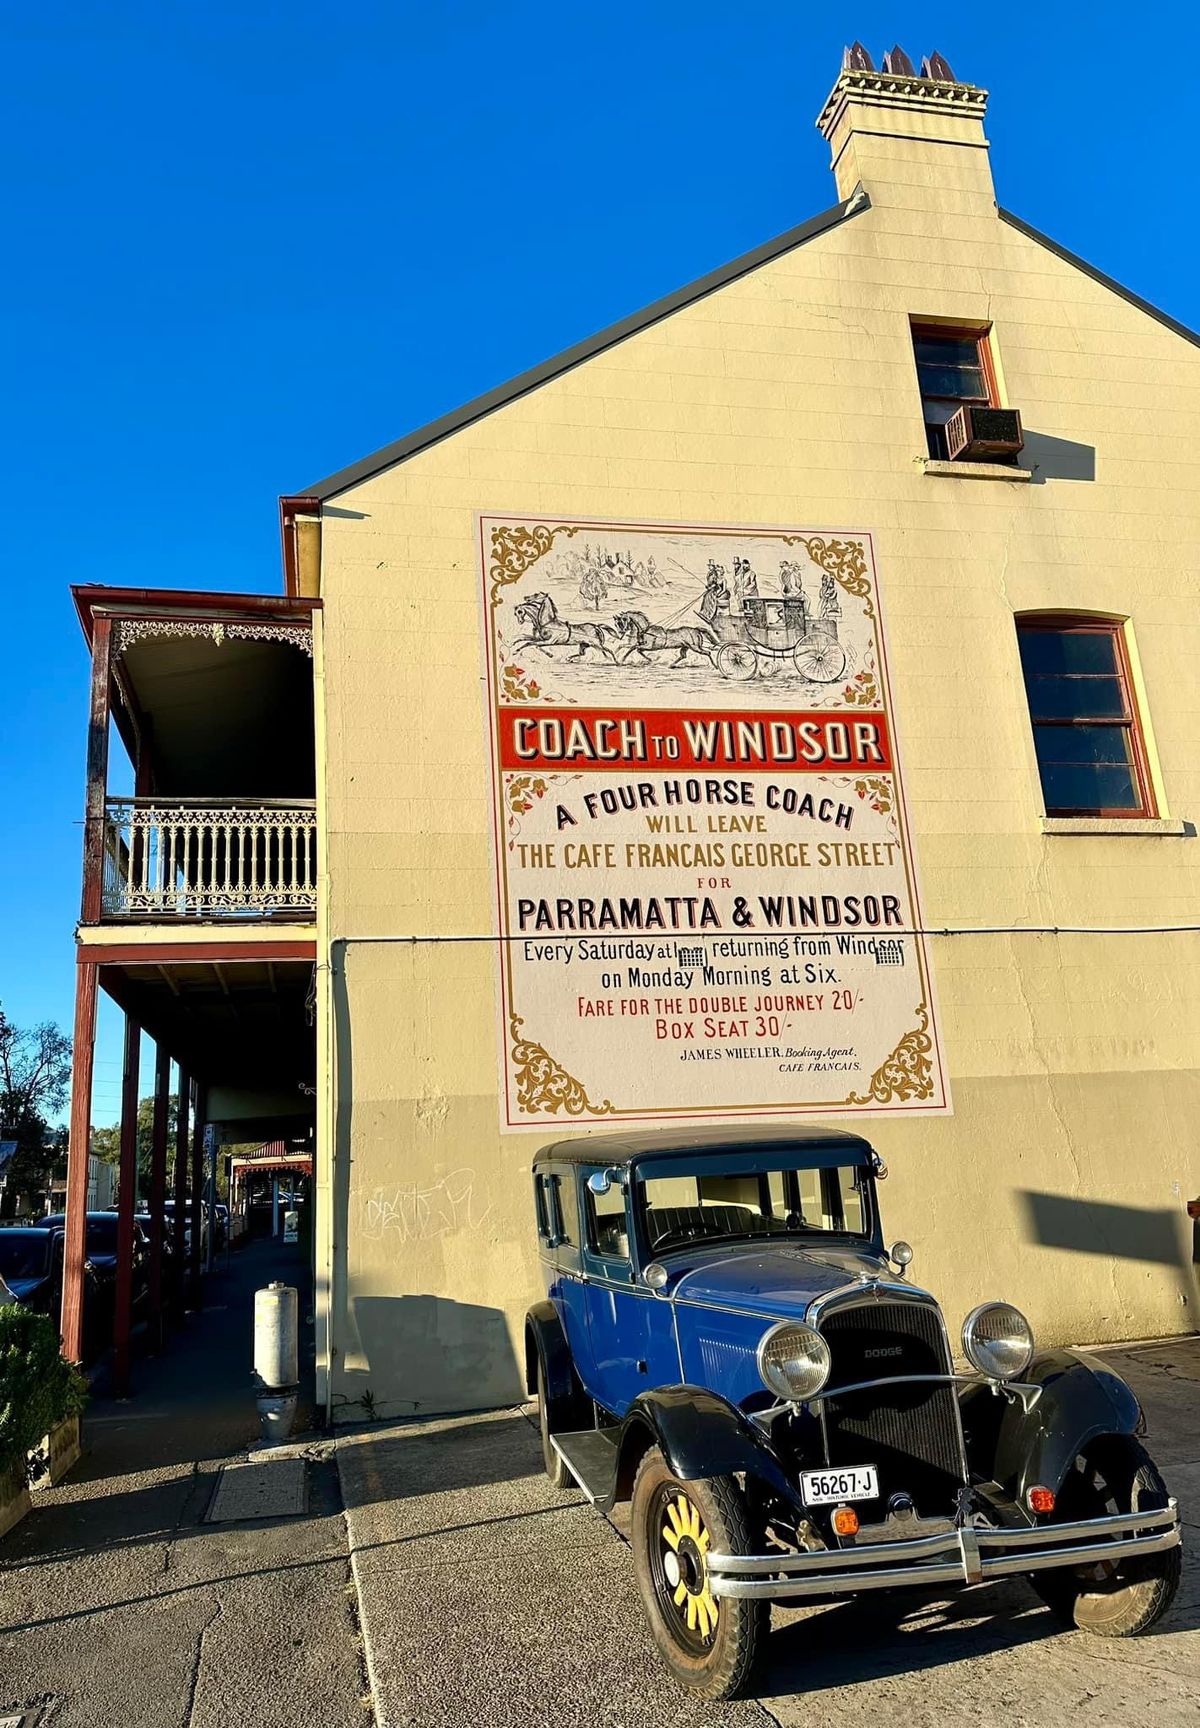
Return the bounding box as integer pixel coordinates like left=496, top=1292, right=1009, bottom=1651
left=337, top=1338, right=1200, bottom=1728
left=0, top=1238, right=368, bottom=1728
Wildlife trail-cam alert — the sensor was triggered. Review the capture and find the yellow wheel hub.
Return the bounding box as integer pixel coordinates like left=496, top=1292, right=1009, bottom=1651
left=661, top=1492, right=719, bottom=1639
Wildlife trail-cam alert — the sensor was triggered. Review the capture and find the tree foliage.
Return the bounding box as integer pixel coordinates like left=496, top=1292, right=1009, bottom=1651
left=91, top=1092, right=181, bottom=1190
left=0, top=1005, right=72, bottom=1203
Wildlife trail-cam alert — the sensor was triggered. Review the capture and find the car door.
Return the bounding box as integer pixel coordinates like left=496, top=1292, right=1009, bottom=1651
left=542, top=1164, right=596, bottom=1395
left=580, top=1167, right=679, bottom=1414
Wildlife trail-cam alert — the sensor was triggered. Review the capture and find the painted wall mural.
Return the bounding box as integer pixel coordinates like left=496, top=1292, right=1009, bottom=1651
left=479, top=515, right=950, bottom=1127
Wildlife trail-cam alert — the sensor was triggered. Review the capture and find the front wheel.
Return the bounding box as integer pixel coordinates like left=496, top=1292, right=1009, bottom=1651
left=630, top=1447, right=766, bottom=1699
left=1032, top=1436, right=1180, bottom=1635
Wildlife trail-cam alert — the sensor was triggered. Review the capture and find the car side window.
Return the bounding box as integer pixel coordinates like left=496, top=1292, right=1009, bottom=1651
left=585, top=1178, right=630, bottom=1263
left=534, top=1174, right=552, bottom=1241
left=548, top=1174, right=572, bottom=1246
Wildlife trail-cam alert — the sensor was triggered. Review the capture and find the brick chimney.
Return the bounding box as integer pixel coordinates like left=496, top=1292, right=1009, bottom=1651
left=817, top=44, right=994, bottom=213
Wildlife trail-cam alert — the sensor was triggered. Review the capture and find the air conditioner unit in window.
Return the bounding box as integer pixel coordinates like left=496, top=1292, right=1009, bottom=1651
left=944, top=404, right=1024, bottom=462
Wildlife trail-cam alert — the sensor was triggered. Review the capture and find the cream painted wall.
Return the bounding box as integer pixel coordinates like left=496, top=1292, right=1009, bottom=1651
left=316, top=77, right=1200, bottom=1419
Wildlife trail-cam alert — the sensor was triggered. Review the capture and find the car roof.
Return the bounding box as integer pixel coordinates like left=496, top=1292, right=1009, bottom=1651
left=531, top=1124, right=876, bottom=1171
left=39, top=1212, right=118, bottom=1228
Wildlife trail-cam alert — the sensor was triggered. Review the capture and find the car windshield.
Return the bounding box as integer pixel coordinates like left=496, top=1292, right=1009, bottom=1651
left=638, top=1162, right=869, bottom=1255
left=84, top=1217, right=118, bottom=1253
left=0, top=1234, right=50, bottom=1281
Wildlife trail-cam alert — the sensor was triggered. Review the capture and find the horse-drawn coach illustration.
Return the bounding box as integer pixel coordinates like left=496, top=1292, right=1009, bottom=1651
left=510, top=551, right=850, bottom=684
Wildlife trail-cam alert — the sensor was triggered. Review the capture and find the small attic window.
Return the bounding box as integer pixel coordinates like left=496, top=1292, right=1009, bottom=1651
left=911, top=323, right=998, bottom=458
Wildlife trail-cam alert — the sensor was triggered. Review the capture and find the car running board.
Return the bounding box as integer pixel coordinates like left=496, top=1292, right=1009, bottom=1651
left=551, top=1428, right=620, bottom=1508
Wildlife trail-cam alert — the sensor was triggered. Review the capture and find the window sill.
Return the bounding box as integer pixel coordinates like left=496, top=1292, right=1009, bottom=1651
left=922, top=459, right=1033, bottom=482
left=1040, top=817, right=1187, bottom=837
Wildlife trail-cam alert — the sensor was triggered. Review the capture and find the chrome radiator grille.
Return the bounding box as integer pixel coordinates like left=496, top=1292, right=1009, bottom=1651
left=819, top=1299, right=964, bottom=1515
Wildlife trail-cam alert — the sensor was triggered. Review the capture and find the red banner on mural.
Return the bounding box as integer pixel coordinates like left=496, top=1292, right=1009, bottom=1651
left=497, top=706, right=893, bottom=773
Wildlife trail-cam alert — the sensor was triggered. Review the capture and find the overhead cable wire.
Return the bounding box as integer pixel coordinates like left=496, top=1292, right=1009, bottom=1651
left=329, top=922, right=1200, bottom=947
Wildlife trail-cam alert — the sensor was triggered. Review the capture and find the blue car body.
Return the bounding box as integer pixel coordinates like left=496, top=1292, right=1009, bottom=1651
left=525, top=1125, right=1180, bottom=1639
left=536, top=1129, right=895, bottom=1421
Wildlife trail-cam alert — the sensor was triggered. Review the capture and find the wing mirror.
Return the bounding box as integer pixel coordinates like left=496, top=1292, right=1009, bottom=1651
left=587, top=1168, right=623, bottom=1196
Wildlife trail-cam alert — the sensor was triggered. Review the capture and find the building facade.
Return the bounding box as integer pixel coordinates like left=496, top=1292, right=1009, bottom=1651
left=64, top=49, right=1200, bottom=1417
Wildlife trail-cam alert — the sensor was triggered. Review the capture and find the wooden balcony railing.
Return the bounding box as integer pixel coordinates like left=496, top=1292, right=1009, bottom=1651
left=102, top=799, right=317, bottom=919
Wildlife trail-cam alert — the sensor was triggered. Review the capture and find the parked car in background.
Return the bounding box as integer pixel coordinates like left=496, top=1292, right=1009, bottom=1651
left=526, top=1129, right=1181, bottom=1699
left=0, top=1226, right=66, bottom=1319
left=162, top=1199, right=208, bottom=1259
left=1, top=1222, right=108, bottom=1358
left=134, top=1213, right=175, bottom=1260
left=40, top=1212, right=150, bottom=1310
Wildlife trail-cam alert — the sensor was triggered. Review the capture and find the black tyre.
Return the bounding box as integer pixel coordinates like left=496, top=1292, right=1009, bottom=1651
left=536, top=1355, right=574, bottom=1491
left=630, top=1446, right=767, bottom=1699
left=1032, top=1436, right=1180, bottom=1635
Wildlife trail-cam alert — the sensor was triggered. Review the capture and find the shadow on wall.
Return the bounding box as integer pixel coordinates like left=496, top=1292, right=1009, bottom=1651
left=339, top=1293, right=524, bottom=1424
left=1023, top=430, right=1096, bottom=483
left=330, top=949, right=525, bottom=1424
left=1020, top=1191, right=1184, bottom=1265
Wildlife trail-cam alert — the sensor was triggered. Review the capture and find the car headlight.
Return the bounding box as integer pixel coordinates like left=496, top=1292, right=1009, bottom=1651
left=757, top=1321, right=831, bottom=1403
left=962, top=1302, right=1034, bottom=1381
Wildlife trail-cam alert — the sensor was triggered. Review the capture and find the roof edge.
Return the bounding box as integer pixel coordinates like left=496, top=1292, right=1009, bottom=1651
left=300, top=190, right=871, bottom=502
left=997, top=208, right=1200, bottom=351
left=71, top=584, right=319, bottom=648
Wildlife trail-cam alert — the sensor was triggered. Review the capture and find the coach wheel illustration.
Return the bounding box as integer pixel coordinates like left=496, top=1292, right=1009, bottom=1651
left=715, top=642, right=759, bottom=681
left=793, top=639, right=848, bottom=683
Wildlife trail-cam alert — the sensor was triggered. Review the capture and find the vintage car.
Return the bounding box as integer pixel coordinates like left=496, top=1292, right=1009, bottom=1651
left=525, top=1128, right=1181, bottom=1699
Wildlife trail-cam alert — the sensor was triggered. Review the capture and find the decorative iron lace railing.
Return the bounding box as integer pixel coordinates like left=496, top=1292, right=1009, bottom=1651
left=102, top=799, right=317, bottom=918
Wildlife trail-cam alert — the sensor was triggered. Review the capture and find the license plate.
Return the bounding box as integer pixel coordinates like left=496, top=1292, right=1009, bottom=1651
left=800, top=1465, right=879, bottom=1506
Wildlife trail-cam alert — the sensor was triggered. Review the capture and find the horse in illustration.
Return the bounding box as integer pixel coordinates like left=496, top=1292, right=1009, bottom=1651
left=613, top=611, right=717, bottom=668
left=512, top=591, right=618, bottom=661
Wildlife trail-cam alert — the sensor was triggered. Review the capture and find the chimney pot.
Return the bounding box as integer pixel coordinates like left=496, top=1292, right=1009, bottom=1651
left=843, top=41, right=875, bottom=72
left=882, top=45, right=916, bottom=77
left=921, top=50, right=958, bottom=82
left=817, top=46, right=990, bottom=208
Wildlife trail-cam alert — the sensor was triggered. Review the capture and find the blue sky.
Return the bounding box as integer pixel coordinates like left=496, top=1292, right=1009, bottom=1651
left=2, top=1, right=1196, bottom=1126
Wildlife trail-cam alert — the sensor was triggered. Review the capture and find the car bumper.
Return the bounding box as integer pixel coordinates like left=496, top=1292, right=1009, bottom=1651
left=707, top=1501, right=1181, bottom=1600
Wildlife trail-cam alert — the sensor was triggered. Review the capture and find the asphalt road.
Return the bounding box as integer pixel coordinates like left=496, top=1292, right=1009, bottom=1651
left=0, top=1238, right=368, bottom=1728
left=339, top=1338, right=1200, bottom=1728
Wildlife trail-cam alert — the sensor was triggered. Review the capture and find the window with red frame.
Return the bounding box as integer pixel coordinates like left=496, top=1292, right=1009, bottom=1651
left=1016, top=618, right=1155, bottom=817
left=911, top=323, right=998, bottom=458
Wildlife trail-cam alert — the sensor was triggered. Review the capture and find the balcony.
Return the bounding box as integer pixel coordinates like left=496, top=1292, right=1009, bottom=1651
left=103, top=798, right=317, bottom=920
left=72, top=586, right=320, bottom=932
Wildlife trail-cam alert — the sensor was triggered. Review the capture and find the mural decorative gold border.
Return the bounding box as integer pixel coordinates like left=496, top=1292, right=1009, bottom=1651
left=845, top=1005, right=934, bottom=1105
left=509, top=1015, right=615, bottom=1117
left=852, top=775, right=893, bottom=815
left=785, top=534, right=875, bottom=620
left=504, top=773, right=550, bottom=820
left=842, top=668, right=881, bottom=706
left=500, top=664, right=546, bottom=703
left=489, top=523, right=580, bottom=607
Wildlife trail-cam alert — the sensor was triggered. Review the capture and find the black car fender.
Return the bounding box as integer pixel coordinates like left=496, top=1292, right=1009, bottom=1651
left=612, top=1385, right=804, bottom=1513
left=523, top=1300, right=578, bottom=1409
left=961, top=1348, right=1143, bottom=1506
